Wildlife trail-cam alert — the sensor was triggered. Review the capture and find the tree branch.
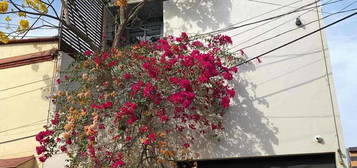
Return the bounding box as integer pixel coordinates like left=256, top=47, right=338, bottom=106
left=111, top=0, right=148, bottom=48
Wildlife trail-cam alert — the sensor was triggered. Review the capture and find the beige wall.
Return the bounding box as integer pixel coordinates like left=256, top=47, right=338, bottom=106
left=0, top=42, right=57, bottom=59
left=164, top=0, right=346, bottom=167
left=18, top=158, right=39, bottom=168
left=0, top=41, right=57, bottom=167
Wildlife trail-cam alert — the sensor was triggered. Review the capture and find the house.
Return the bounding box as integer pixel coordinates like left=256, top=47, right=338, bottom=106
left=0, top=37, right=58, bottom=167
left=53, top=0, right=348, bottom=167
left=163, top=0, right=347, bottom=167
left=1, top=0, right=348, bottom=167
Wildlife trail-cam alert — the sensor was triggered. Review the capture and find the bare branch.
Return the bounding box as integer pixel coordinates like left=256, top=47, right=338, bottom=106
left=8, top=0, right=61, bottom=21
left=112, top=0, right=148, bottom=48
left=41, top=0, right=60, bottom=18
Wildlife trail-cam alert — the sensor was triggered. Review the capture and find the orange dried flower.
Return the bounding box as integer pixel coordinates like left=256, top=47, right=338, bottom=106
left=115, top=0, right=127, bottom=7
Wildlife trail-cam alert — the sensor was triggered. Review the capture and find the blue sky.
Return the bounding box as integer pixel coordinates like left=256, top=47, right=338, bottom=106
left=323, top=0, right=357, bottom=148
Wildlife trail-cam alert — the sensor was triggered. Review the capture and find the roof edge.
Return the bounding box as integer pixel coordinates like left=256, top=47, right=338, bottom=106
left=0, top=155, right=35, bottom=167
left=350, top=147, right=357, bottom=152
left=0, top=49, right=58, bottom=70
left=1, top=36, right=59, bottom=45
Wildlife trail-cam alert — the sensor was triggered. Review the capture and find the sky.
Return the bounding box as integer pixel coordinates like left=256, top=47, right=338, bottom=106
left=0, top=0, right=356, bottom=148
left=323, top=0, right=357, bottom=148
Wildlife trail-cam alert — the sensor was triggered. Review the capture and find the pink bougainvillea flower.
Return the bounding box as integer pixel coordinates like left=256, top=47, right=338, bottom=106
left=125, top=136, right=132, bottom=142
left=35, top=130, right=54, bottom=142
left=36, top=146, right=46, bottom=155
left=160, top=115, right=169, bottom=122
left=108, top=61, right=118, bottom=67
left=139, top=125, right=149, bottom=133
left=122, top=73, right=132, bottom=80
left=222, top=72, right=233, bottom=80
left=226, top=88, right=236, bottom=98
left=130, top=81, right=144, bottom=97
left=98, top=124, right=105, bottom=129
left=93, top=56, right=101, bottom=65
left=83, top=50, right=92, bottom=56
left=127, top=116, right=138, bottom=125
left=181, top=32, right=189, bottom=41
left=39, top=155, right=48, bottom=162
left=60, top=145, right=67, bottom=152
left=183, top=143, right=190, bottom=148
left=147, top=133, right=156, bottom=143
left=103, top=101, right=113, bottom=109
left=143, top=82, right=155, bottom=97
left=192, top=40, right=204, bottom=47
left=111, top=159, right=125, bottom=168
left=102, top=52, right=109, bottom=61
left=221, top=96, right=230, bottom=108
left=65, top=139, right=72, bottom=145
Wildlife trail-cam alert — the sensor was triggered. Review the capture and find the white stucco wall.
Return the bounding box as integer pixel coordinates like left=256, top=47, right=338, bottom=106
left=164, top=0, right=345, bottom=166
left=42, top=52, right=73, bottom=168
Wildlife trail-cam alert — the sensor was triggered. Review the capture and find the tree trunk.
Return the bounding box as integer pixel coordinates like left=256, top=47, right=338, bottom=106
left=111, top=1, right=147, bottom=49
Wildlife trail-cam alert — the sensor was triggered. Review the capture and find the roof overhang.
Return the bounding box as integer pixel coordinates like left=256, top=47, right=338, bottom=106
left=0, top=49, right=58, bottom=70
left=0, top=37, right=58, bottom=45
left=0, top=156, right=35, bottom=168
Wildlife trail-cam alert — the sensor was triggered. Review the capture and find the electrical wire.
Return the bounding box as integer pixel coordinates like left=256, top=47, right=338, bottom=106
left=232, top=11, right=357, bottom=67
left=0, top=134, right=37, bottom=145
left=0, top=78, right=52, bottom=92
left=248, top=0, right=332, bottom=14
left=231, top=7, right=357, bottom=51
left=0, top=119, right=47, bottom=134
left=0, top=85, right=51, bottom=101
left=200, top=0, right=345, bottom=36
left=229, top=0, right=343, bottom=39
left=339, top=0, right=357, bottom=10
left=231, top=7, right=317, bottom=48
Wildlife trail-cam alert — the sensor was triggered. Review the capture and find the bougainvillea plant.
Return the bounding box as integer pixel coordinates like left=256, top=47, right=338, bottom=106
left=35, top=33, right=244, bottom=167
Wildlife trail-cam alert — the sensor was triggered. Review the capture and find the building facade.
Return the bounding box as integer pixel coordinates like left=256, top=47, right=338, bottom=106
left=164, top=0, right=346, bottom=167
left=1, top=0, right=348, bottom=167
left=0, top=37, right=58, bottom=167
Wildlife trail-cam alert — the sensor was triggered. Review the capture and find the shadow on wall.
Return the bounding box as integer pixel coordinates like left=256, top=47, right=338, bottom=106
left=193, top=64, right=279, bottom=158
left=164, top=1, right=280, bottom=157
left=164, top=0, right=233, bottom=35
left=41, top=74, right=52, bottom=100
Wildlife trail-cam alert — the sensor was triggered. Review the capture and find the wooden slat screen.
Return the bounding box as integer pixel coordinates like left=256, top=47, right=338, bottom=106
left=59, top=0, right=104, bottom=54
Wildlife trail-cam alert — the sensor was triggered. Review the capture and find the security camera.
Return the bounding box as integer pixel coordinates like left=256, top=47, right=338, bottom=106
left=314, top=135, right=324, bottom=143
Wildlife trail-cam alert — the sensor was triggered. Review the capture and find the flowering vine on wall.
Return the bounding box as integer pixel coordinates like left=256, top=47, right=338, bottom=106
left=36, top=33, right=244, bottom=167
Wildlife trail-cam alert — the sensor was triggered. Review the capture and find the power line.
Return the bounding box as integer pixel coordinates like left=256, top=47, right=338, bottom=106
left=0, top=85, right=51, bottom=101
left=202, top=0, right=303, bottom=35
left=231, top=0, right=357, bottom=48
left=0, top=134, right=36, bottom=145
left=229, top=0, right=339, bottom=39
left=233, top=11, right=357, bottom=67
left=200, top=0, right=345, bottom=36
left=248, top=0, right=332, bottom=14
left=0, top=78, right=52, bottom=92
left=0, top=119, right=47, bottom=134
left=231, top=7, right=317, bottom=48
left=229, top=0, right=342, bottom=39
left=339, top=0, right=357, bottom=10
left=231, top=7, right=357, bottom=51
